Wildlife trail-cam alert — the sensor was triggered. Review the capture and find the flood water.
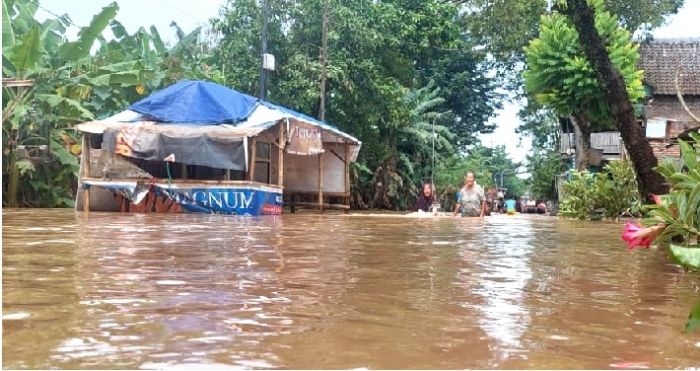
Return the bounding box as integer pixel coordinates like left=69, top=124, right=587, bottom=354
left=3, top=209, right=700, bottom=369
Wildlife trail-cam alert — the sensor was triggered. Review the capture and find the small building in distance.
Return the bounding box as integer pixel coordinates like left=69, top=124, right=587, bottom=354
left=638, top=39, right=700, bottom=158
left=559, top=39, right=700, bottom=165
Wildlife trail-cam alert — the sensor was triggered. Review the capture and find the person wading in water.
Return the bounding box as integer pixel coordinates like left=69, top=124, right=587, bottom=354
left=452, top=171, right=486, bottom=220
left=416, top=182, right=436, bottom=212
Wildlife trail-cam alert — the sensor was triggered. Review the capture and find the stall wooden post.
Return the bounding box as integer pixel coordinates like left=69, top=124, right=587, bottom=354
left=344, top=142, right=350, bottom=212
left=318, top=151, right=324, bottom=212
left=278, top=123, right=284, bottom=186
left=248, top=138, right=257, bottom=181
left=82, top=134, right=91, bottom=213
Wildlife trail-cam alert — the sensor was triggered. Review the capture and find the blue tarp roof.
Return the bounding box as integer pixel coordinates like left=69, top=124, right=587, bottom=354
left=127, top=80, right=343, bottom=132
left=129, top=80, right=258, bottom=124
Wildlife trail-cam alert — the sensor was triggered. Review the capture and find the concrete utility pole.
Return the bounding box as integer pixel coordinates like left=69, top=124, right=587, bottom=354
left=318, top=0, right=329, bottom=120
left=259, top=0, right=269, bottom=100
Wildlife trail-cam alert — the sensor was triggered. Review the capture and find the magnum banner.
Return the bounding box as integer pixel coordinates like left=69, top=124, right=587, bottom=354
left=286, top=119, right=324, bottom=155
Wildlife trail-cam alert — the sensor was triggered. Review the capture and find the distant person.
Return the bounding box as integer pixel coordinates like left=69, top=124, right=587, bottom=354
left=526, top=199, right=537, bottom=213
left=504, top=198, right=517, bottom=215
left=416, top=182, right=435, bottom=212
left=486, top=186, right=498, bottom=215
left=453, top=171, right=486, bottom=219
left=537, top=200, right=547, bottom=214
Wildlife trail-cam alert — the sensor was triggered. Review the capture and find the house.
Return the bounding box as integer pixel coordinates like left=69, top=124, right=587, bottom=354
left=638, top=40, right=700, bottom=158
left=560, top=131, right=623, bottom=164
left=559, top=40, right=699, bottom=165
left=74, top=80, right=362, bottom=215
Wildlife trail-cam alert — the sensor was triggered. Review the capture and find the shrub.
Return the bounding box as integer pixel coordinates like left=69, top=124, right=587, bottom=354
left=643, top=133, right=700, bottom=247
left=626, top=133, right=700, bottom=333
left=559, top=160, right=640, bottom=219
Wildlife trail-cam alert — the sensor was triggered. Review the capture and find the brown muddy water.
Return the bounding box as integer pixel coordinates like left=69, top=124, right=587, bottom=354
left=3, top=209, right=700, bottom=369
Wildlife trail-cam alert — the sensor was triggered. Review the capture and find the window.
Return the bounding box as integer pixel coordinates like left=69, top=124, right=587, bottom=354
left=645, top=118, right=667, bottom=139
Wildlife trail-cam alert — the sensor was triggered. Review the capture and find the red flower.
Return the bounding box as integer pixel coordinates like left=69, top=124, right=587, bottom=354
left=652, top=194, right=663, bottom=205
left=621, top=223, right=666, bottom=251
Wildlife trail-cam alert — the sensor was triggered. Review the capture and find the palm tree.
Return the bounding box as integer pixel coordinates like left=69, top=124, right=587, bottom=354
left=371, top=80, right=455, bottom=209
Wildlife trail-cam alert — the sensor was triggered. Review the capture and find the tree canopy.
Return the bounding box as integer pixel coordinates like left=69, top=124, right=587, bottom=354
left=523, top=1, right=644, bottom=127
left=2, top=0, right=685, bottom=209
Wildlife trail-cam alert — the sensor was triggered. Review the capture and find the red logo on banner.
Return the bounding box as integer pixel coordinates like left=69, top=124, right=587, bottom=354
left=261, top=204, right=282, bottom=215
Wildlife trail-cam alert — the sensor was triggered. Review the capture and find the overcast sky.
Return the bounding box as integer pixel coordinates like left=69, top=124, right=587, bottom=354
left=36, top=0, right=700, bottom=172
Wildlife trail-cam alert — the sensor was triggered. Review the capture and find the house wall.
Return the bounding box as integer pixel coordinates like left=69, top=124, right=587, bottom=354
left=647, top=139, right=680, bottom=159
left=560, top=131, right=622, bottom=157
left=283, top=142, right=348, bottom=194
left=646, top=95, right=700, bottom=122
left=645, top=94, right=700, bottom=159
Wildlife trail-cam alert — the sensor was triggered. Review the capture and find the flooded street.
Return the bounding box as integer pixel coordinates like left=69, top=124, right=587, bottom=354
left=3, top=209, right=699, bottom=369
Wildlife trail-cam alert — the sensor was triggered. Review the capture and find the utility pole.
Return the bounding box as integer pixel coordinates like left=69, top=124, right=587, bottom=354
left=318, top=0, right=329, bottom=120
left=259, top=0, right=269, bottom=100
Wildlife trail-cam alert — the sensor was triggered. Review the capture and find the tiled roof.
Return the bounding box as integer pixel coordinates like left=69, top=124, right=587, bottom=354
left=638, top=40, right=700, bottom=96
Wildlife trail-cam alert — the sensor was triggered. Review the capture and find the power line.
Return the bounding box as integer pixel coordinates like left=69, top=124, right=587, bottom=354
left=26, top=0, right=83, bottom=29
left=155, top=0, right=213, bottom=30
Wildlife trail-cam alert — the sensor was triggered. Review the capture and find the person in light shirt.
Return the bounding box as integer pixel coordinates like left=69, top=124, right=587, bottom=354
left=452, top=171, right=486, bottom=219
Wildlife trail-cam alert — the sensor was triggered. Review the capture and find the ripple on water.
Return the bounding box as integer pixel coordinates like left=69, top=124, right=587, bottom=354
left=156, top=280, right=188, bottom=285
left=2, top=312, right=31, bottom=320
left=2, top=211, right=699, bottom=369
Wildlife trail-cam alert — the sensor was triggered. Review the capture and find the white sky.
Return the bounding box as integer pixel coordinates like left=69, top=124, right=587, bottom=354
left=36, top=0, right=226, bottom=45
left=36, top=0, right=700, bottom=174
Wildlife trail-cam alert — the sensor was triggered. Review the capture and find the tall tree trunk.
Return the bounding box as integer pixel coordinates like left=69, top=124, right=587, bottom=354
left=570, top=113, right=591, bottom=171
left=565, top=0, right=668, bottom=199
left=7, top=148, right=19, bottom=207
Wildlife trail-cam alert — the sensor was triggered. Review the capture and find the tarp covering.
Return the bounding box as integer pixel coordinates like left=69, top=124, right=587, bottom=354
left=102, top=125, right=247, bottom=170
left=77, top=80, right=363, bottom=166
left=129, top=80, right=258, bottom=124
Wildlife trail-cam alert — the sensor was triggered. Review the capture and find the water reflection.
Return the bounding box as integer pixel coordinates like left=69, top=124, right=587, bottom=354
left=3, top=210, right=700, bottom=369
left=472, top=217, right=534, bottom=358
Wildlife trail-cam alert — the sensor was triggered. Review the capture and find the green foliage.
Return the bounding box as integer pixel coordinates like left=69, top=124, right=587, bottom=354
left=463, top=0, right=683, bottom=83
left=527, top=149, right=562, bottom=201
left=670, top=245, right=700, bottom=271
left=2, top=0, right=15, bottom=47
left=604, top=0, right=684, bottom=36
left=685, top=301, right=700, bottom=333
left=643, top=133, right=700, bottom=246
left=559, top=159, right=640, bottom=219
left=639, top=132, right=700, bottom=334
left=366, top=81, right=454, bottom=210
left=435, top=145, right=525, bottom=210
left=212, top=0, right=501, bottom=210
left=465, top=0, right=548, bottom=77
left=6, top=25, right=42, bottom=74
left=58, top=2, right=119, bottom=60
left=523, top=0, right=644, bottom=129
left=2, top=0, right=219, bottom=207
left=603, top=159, right=642, bottom=217
left=559, top=171, right=596, bottom=219
left=519, top=104, right=562, bottom=202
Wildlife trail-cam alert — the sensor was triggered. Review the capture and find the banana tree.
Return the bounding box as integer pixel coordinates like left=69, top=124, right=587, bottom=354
left=371, top=80, right=455, bottom=209
left=1, top=0, right=152, bottom=207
